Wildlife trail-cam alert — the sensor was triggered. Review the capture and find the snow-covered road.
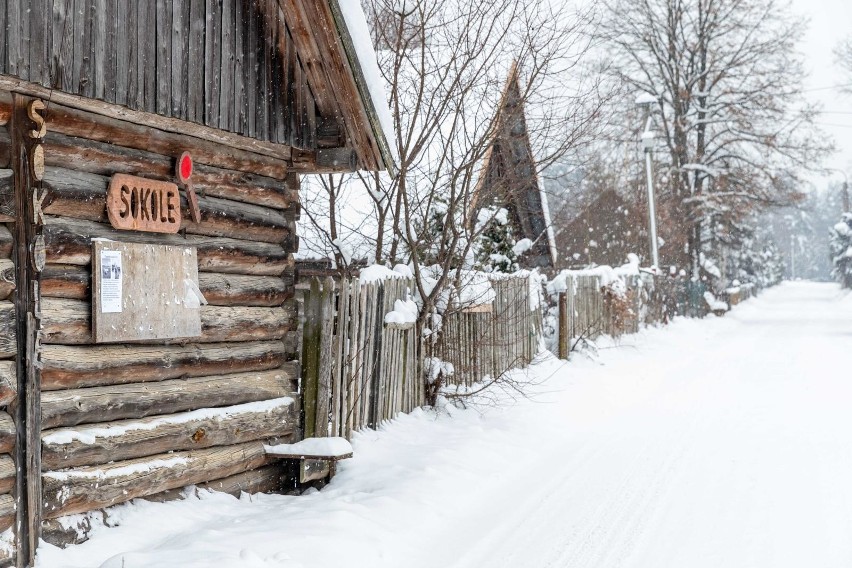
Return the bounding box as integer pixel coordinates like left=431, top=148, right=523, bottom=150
left=40, top=282, right=852, bottom=568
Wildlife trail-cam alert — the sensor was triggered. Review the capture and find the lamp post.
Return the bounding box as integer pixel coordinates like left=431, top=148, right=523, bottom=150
left=637, top=95, right=660, bottom=270
left=824, top=168, right=849, bottom=213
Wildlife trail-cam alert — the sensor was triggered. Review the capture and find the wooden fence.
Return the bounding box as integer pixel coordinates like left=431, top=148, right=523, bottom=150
left=439, top=276, right=543, bottom=387
left=300, top=276, right=423, bottom=440
left=558, top=273, right=644, bottom=343
left=555, top=272, right=763, bottom=356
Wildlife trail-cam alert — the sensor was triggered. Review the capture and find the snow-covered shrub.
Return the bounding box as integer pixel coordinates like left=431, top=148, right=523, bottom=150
left=830, top=213, right=852, bottom=289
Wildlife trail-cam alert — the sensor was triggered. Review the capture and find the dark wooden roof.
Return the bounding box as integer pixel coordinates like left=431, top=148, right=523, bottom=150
left=0, top=0, right=392, bottom=173
left=471, top=64, right=555, bottom=269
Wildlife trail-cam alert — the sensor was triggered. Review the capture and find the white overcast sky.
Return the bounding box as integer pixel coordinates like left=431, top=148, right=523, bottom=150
left=791, top=0, right=852, bottom=187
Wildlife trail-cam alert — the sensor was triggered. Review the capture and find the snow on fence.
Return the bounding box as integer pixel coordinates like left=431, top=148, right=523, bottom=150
left=300, top=275, right=423, bottom=440
left=439, top=275, right=543, bottom=387
left=553, top=272, right=645, bottom=345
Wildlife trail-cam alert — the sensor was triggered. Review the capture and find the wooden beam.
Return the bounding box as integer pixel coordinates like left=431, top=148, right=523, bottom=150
left=0, top=456, right=14, bottom=495
left=0, top=413, right=15, bottom=455
left=40, top=298, right=297, bottom=345
left=10, top=91, right=42, bottom=566
left=45, top=132, right=299, bottom=211
left=42, top=167, right=296, bottom=245
left=43, top=216, right=293, bottom=276
left=41, top=366, right=298, bottom=428
left=42, top=101, right=289, bottom=180
left=0, top=495, right=14, bottom=532
left=0, top=78, right=292, bottom=163
left=42, top=441, right=273, bottom=518
left=40, top=340, right=290, bottom=391
left=197, top=463, right=284, bottom=496
left=41, top=397, right=298, bottom=470
left=42, top=264, right=294, bottom=306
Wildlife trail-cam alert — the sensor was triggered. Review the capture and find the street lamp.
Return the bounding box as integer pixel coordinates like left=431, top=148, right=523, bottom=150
left=826, top=168, right=850, bottom=213
left=636, top=93, right=660, bottom=270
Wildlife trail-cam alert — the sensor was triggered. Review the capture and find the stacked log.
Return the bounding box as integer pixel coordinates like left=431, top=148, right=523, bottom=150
left=36, top=104, right=302, bottom=531
left=0, top=157, right=16, bottom=535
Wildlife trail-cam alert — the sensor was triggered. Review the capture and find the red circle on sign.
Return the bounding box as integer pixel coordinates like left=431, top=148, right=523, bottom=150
left=177, top=152, right=193, bottom=184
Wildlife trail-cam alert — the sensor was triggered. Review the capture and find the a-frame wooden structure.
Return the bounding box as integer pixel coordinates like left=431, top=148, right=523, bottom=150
left=471, top=64, right=556, bottom=269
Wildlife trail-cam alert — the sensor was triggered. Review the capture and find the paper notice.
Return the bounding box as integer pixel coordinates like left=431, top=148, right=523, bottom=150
left=100, top=250, right=123, bottom=313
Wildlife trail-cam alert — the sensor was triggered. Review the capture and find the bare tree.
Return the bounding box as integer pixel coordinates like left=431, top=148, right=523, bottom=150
left=596, top=0, right=832, bottom=280
left=836, top=36, right=852, bottom=92
left=298, top=0, right=605, bottom=399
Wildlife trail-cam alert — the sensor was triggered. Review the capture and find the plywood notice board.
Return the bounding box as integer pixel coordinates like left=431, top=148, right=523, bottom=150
left=92, top=241, right=204, bottom=343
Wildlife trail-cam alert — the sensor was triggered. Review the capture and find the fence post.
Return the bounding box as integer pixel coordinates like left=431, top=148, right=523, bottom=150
left=302, top=278, right=321, bottom=438
left=314, top=277, right=336, bottom=437
left=558, top=291, right=569, bottom=359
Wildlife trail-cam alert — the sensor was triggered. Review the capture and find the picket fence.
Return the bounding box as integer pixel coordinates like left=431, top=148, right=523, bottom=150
left=300, top=276, right=423, bottom=440
left=439, top=276, right=543, bottom=387
left=301, top=272, right=545, bottom=439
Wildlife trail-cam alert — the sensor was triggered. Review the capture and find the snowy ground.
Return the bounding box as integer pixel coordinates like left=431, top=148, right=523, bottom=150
left=39, top=282, right=852, bottom=568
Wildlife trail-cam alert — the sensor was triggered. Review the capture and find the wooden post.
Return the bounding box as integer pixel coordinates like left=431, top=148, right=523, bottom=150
left=301, top=278, right=320, bottom=439
left=314, top=277, right=335, bottom=437
left=558, top=291, right=569, bottom=360
left=11, top=94, right=44, bottom=567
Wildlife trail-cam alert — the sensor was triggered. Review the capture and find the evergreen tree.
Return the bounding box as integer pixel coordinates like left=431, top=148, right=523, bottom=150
left=830, top=213, right=852, bottom=289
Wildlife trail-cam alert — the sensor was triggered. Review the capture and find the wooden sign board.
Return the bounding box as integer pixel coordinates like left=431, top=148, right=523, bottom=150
left=92, top=241, right=203, bottom=343
left=107, top=174, right=182, bottom=234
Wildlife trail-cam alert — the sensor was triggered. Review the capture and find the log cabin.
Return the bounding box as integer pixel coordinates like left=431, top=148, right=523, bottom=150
left=0, top=1, right=394, bottom=565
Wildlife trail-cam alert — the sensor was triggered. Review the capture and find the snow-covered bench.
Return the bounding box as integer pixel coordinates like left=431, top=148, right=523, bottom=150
left=264, top=437, right=353, bottom=484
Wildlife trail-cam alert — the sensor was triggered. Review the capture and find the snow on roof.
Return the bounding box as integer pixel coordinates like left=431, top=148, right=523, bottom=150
left=334, top=1, right=400, bottom=170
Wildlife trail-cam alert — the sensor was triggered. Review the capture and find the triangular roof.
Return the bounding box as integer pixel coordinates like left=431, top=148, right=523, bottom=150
left=471, top=64, right=557, bottom=268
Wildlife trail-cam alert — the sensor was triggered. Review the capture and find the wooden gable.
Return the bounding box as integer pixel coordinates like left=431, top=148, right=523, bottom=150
left=472, top=64, right=555, bottom=269
left=0, top=0, right=392, bottom=173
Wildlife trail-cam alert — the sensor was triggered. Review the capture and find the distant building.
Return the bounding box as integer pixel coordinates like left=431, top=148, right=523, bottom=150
left=471, top=64, right=557, bottom=270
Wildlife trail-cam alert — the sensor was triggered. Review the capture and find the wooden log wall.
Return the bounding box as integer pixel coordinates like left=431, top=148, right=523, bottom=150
left=0, top=92, right=303, bottom=542
left=300, top=276, right=424, bottom=440
left=0, top=100, right=17, bottom=566
left=0, top=0, right=326, bottom=152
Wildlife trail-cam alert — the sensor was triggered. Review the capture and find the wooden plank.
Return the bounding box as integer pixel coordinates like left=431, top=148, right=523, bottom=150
left=42, top=397, right=298, bottom=470
left=114, top=0, right=129, bottom=107
left=198, top=463, right=284, bottom=496
left=40, top=264, right=294, bottom=307
left=0, top=456, right=13, bottom=495
left=91, top=241, right=202, bottom=343
left=42, top=216, right=292, bottom=276
left=41, top=365, right=298, bottom=429
left=0, top=414, right=15, bottom=455
left=44, top=101, right=289, bottom=179
left=299, top=459, right=330, bottom=483
left=233, top=0, right=245, bottom=134
left=331, top=276, right=347, bottom=436
left=301, top=278, right=320, bottom=438
left=171, top=0, right=189, bottom=119
left=42, top=167, right=294, bottom=244
left=187, top=0, right=206, bottom=124
left=219, top=0, right=235, bottom=132
left=10, top=92, right=42, bottom=566
left=43, top=132, right=298, bottom=211
left=315, top=277, right=335, bottom=436
left=40, top=339, right=290, bottom=391
left=155, top=0, right=172, bottom=116
left=0, top=259, right=15, bottom=301
left=0, top=495, right=14, bottom=532
left=0, top=362, right=16, bottom=409
left=42, top=441, right=273, bottom=518
left=29, top=0, right=48, bottom=86
left=0, top=72, right=294, bottom=164
left=204, top=0, right=222, bottom=127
